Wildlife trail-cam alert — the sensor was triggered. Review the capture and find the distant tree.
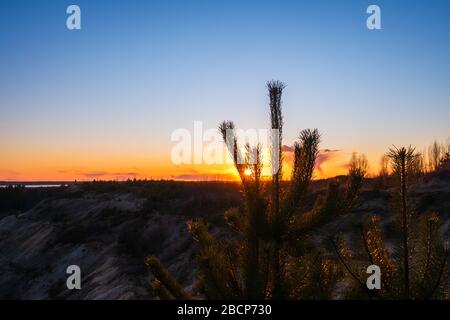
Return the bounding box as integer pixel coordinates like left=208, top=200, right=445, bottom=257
left=334, top=146, right=449, bottom=299
left=416, top=152, right=427, bottom=175
left=438, top=138, right=450, bottom=170
left=350, top=153, right=368, bottom=176
left=145, top=81, right=366, bottom=299
left=440, top=151, right=450, bottom=170
left=379, top=155, right=389, bottom=177
left=428, top=141, right=443, bottom=172
left=376, top=154, right=390, bottom=188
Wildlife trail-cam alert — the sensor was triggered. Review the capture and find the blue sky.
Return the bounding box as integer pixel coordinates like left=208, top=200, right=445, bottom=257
left=1, top=0, right=450, bottom=180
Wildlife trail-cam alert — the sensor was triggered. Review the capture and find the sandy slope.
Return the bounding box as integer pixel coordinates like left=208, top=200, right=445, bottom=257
left=0, top=174, right=448, bottom=299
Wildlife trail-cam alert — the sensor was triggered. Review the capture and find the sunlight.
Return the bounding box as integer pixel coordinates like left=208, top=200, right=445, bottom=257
left=244, top=168, right=252, bottom=176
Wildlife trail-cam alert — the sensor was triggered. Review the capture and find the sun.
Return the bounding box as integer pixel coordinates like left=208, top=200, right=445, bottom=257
left=244, top=168, right=252, bottom=176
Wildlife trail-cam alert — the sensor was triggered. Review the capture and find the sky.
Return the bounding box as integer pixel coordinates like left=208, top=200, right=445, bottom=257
left=1, top=0, right=450, bottom=181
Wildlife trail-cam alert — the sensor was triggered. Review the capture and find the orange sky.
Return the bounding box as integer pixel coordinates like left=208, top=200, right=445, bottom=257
left=0, top=144, right=379, bottom=182
left=2, top=1, right=450, bottom=183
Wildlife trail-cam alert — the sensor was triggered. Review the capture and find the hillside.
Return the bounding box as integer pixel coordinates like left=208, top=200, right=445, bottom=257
left=0, top=173, right=449, bottom=299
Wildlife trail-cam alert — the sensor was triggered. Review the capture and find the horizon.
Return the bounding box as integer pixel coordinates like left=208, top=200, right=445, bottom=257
left=1, top=0, right=450, bottom=181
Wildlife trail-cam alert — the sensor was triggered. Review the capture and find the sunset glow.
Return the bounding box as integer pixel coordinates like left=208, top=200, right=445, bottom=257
left=1, top=1, right=449, bottom=182
left=1, top=0, right=449, bottom=303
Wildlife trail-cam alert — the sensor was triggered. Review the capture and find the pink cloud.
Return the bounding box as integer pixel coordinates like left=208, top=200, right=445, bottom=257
left=315, top=149, right=342, bottom=175
left=282, top=145, right=342, bottom=176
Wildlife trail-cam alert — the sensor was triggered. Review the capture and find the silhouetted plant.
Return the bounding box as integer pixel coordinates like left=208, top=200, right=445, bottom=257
left=439, top=151, right=450, bottom=170
left=377, top=154, right=390, bottom=188
left=333, top=146, right=449, bottom=299
left=428, top=141, right=442, bottom=172
left=146, top=81, right=366, bottom=299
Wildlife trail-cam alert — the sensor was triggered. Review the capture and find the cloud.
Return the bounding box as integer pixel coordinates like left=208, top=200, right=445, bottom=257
left=112, top=172, right=138, bottom=177
left=172, top=173, right=237, bottom=181
left=83, top=171, right=108, bottom=178
left=281, top=145, right=343, bottom=176
left=281, top=145, right=295, bottom=152
left=0, top=170, right=22, bottom=181
left=87, top=171, right=140, bottom=180
left=315, top=149, right=342, bottom=175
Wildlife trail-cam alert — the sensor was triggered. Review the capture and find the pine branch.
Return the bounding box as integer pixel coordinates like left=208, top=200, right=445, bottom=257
left=360, top=225, right=375, bottom=266
left=388, top=146, right=417, bottom=298
left=225, top=245, right=243, bottom=297
left=151, top=279, right=175, bottom=300
left=283, top=129, right=320, bottom=219
left=145, top=256, right=190, bottom=300
left=290, top=252, right=322, bottom=296
left=330, top=238, right=365, bottom=288
left=426, top=250, right=449, bottom=299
